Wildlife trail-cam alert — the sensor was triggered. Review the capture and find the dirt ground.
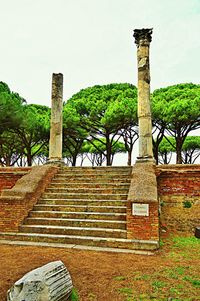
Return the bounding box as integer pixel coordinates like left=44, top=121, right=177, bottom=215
left=0, top=235, right=200, bottom=301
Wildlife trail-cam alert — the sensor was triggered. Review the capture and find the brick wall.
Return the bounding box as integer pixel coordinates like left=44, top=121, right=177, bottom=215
left=127, top=202, right=159, bottom=240
left=0, top=166, right=59, bottom=232
left=156, top=164, right=200, bottom=233
left=127, top=162, right=159, bottom=242
left=0, top=168, right=31, bottom=193
left=1, top=164, right=199, bottom=236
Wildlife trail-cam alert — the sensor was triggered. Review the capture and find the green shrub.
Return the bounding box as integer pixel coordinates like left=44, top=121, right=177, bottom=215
left=182, top=200, right=192, bottom=208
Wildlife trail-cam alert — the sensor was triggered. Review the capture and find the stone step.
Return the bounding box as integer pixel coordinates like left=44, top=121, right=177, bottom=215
left=42, top=193, right=128, bottom=200
left=59, top=167, right=132, bottom=175
left=29, top=211, right=126, bottom=221
left=56, top=170, right=131, bottom=179
left=39, top=199, right=127, bottom=206
left=49, top=182, right=130, bottom=189
left=19, top=225, right=127, bottom=239
left=0, top=232, right=159, bottom=251
left=33, top=204, right=127, bottom=213
left=45, top=187, right=129, bottom=194
left=24, top=217, right=126, bottom=229
left=61, top=166, right=131, bottom=171
left=52, top=177, right=131, bottom=183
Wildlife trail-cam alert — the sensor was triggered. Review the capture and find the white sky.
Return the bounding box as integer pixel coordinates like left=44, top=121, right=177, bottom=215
left=0, top=0, right=200, bottom=107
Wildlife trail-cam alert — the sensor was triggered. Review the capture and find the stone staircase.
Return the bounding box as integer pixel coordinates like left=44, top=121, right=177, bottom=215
left=0, top=166, right=158, bottom=252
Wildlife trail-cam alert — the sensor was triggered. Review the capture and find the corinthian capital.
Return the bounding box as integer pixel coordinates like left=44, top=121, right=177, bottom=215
left=133, top=28, right=153, bottom=46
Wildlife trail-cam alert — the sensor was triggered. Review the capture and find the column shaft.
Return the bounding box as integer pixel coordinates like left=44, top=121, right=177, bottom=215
left=49, top=73, right=63, bottom=161
left=134, top=29, right=154, bottom=160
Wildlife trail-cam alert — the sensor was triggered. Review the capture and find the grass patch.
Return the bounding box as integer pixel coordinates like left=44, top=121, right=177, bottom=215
left=164, top=266, right=189, bottom=279
left=167, top=236, right=200, bottom=260
left=113, top=275, right=127, bottom=281
left=183, top=276, right=200, bottom=287
left=116, top=256, right=200, bottom=300
left=118, top=287, right=133, bottom=297
left=152, top=280, right=166, bottom=289
left=70, top=288, right=79, bottom=301
left=169, top=287, right=181, bottom=295
left=133, top=274, right=150, bottom=281
left=175, top=266, right=187, bottom=275
left=159, top=239, right=164, bottom=247
left=172, top=236, right=200, bottom=248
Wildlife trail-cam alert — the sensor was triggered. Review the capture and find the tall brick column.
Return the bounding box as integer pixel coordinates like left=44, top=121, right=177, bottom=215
left=133, top=28, right=154, bottom=161
left=48, top=73, right=64, bottom=164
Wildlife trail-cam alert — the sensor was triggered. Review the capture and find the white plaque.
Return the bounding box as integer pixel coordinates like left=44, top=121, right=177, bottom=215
left=132, top=203, right=149, bottom=216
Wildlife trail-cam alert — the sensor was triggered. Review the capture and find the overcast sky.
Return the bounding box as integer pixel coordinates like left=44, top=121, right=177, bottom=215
left=0, top=0, right=200, bottom=107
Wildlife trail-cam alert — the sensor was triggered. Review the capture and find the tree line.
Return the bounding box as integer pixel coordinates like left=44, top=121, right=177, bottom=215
left=0, top=81, right=199, bottom=166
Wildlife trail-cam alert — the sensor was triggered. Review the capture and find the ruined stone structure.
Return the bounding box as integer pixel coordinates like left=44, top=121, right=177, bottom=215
left=0, top=30, right=199, bottom=254
left=0, top=165, right=199, bottom=247
left=48, top=73, right=63, bottom=164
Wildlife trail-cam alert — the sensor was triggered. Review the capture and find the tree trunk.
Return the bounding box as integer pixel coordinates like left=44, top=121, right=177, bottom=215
left=127, top=148, right=132, bottom=166
left=19, top=156, right=23, bottom=167
left=26, top=147, right=32, bottom=166
left=106, top=134, right=112, bottom=166
left=154, top=149, right=159, bottom=165
left=72, top=155, right=77, bottom=166
left=27, top=152, right=32, bottom=166
left=176, top=137, right=183, bottom=164
left=164, top=152, right=168, bottom=164
left=153, top=142, right=159, bottom=165
left=176, top=150, right=182, bottom=164
left=6, top=157, right=11, bottom=166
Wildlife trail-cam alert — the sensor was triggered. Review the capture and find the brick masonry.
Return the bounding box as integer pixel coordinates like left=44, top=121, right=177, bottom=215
left=127, top=162, right=159, bottom=241
left=0, top=168, right=31, bottom=193
left=127, top=202, right=159, bottom=240
left=156, top=164, right=200, bottom=233
left=0, top=164, right=199, bottom=238
left=0, top=165, right=59, bottom=232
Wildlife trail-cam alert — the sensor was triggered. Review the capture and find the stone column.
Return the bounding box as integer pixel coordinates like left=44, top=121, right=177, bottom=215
left=126, top=30, right=159, bottom=245
left=133, top=28, right=154, bottom=161
left=48, top=73, right=63, bottom=163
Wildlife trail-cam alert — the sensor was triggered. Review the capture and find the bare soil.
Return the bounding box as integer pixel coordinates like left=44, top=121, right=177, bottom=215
left=0, top=234, right=200, bottom=301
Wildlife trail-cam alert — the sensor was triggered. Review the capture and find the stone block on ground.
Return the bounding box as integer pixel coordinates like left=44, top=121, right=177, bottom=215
left=7, top=260, right=73, bottom=301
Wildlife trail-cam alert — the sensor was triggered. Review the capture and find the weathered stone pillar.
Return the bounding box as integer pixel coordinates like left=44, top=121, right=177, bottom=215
left=48, top=73, right=63, bottom=163
left=133, top=28, right=154, bottom=161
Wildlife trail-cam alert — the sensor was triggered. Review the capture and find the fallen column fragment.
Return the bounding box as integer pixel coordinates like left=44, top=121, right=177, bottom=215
left=7, top=260, right=73, bottom=301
